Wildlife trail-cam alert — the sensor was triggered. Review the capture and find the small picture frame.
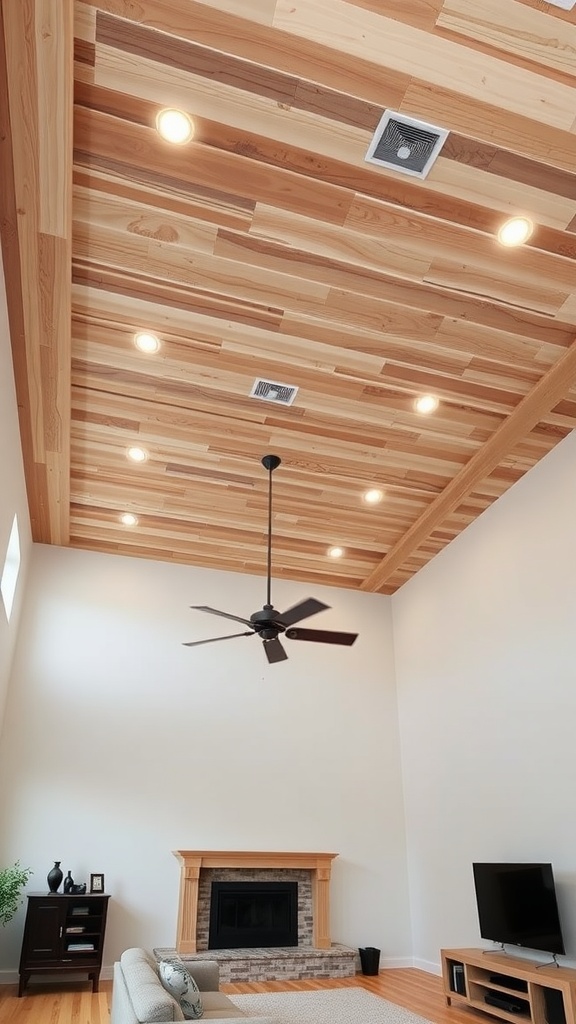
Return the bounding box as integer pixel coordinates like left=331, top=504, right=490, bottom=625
left=90, top=873, right=104, bottom=893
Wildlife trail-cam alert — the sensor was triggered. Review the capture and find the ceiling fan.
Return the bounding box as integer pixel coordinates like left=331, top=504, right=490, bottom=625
left=183, top=455, right=359, bottom=664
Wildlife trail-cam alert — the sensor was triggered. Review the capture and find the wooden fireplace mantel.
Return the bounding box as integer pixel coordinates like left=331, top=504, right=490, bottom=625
left=173, top=850, right=338, bottom=954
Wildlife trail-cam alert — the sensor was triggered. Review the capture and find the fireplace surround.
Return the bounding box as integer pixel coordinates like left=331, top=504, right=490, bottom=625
left=173, top=850, right=337, bottom=954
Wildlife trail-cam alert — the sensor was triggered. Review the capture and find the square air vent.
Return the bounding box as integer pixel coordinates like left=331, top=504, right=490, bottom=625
left=365, top=110, right=449, bottom=179
left=250, top=378, right=299, bottom=406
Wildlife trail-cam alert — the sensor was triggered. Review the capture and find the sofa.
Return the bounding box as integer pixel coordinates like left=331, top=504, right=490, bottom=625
left=111, top=947, right=275, bottom=1024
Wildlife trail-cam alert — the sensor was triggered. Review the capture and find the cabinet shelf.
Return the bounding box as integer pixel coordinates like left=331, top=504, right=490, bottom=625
left=441, top=948, right=576, bottom=1024
left=19, top=893, right=110, bottom=996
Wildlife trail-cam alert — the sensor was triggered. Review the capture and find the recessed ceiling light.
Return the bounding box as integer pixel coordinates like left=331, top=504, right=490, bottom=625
left=134, top=332, right=161, bottom=354
left=328, top=546, right=344, bottom=559
left=155, top=108, right=194, bottom=144
left=498, top=216, right=533, bottom=247
left=127, top=446, right=148, bottom=463
left=120, top=513, right=138, bottom=527
left=363, top=489, right=384, bottom=505
left=414, top=394, right=439, bottom=415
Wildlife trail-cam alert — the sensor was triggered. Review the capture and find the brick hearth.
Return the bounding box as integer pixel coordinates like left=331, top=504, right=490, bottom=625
left=154, top=944, right=358, bottom=983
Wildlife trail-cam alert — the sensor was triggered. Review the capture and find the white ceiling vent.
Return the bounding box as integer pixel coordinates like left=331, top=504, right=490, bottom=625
left=547, top=0, right=575, bottom=8
left=365, top=110, right=449, bottom=179
left=250, top=378, right=299, bottom=406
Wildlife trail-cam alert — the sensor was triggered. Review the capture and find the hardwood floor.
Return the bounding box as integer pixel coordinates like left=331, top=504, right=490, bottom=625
left=0, top=968, right=485, bottom=1024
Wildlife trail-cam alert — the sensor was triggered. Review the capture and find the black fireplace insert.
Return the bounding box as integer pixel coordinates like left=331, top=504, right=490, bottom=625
left=208, top=880, right=298, bottom=949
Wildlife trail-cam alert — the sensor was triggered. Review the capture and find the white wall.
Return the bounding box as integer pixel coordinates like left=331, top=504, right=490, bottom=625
left=0, top=250, right=32, bottom=734
left=0, top=545, right=411, bottom=980
left=393, top=428, right=576, bottom=972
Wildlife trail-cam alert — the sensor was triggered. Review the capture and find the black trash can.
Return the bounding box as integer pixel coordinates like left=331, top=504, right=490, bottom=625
left=359, top=946, right=381, bottom=976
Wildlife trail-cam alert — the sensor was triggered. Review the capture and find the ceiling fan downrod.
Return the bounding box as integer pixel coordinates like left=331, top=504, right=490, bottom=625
left=261, top=454, right=281, bottom=608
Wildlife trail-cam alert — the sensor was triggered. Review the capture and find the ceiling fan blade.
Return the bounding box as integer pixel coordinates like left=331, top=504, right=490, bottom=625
left=190, top=605, right=253, bottom=626
left=183, top=631, right=254, bottom=647
left=278, top=597, right=330, bottom=626
left=263, top=636, right=288, bottom=663
left=285, top=627, right=358, bottom=646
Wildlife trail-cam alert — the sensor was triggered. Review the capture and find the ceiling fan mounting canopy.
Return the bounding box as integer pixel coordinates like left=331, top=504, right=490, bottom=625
left=183, top=454, right=359, bottom=664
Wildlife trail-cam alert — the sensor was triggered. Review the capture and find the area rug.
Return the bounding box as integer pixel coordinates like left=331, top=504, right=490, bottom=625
left=232, top=988, right=435, bottom=1024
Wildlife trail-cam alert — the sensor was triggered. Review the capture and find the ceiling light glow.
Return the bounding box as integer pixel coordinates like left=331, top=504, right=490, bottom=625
left=120, top=513, right=138, bottom=527
left=414, top=394, right=439, bottom=415
left=328, top=546, right=344, bottom=559
left=127, top=446, right=148, bottom=463
left=155, top=108, right=194, bottom=144
left=363, top=489, right=384, bottom=505
left=498, top=216, right=533, bottom=247
left=134, top=332, right=161, bottom=354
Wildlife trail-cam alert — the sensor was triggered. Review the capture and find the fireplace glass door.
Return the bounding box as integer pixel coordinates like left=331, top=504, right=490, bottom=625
left=208, top=881, right=298, bottom=949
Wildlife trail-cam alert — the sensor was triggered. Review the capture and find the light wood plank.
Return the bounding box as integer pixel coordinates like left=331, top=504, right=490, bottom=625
left=438, top=0, right=576, bottom=77
left=273, top=0, right=576, bottom=128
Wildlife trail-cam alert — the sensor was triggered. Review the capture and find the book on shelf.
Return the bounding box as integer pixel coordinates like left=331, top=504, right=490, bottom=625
left=451, top=963, right=466, bottom=995
left=71, top=907, right=90, bottom=916
left=67, top=942, right=95, bottom=951
left=65, top=926, right=85, bottom=933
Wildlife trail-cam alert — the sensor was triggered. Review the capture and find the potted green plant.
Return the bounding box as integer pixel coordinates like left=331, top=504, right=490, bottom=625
left=0, top=862, right=33, bottom=925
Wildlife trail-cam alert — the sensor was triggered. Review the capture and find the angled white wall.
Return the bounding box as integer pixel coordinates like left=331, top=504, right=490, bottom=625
left=393, top=428, right=576, bottom=972
left=0, top=546, right=411, bottom=978
left=0, top=250, right=32, bottom=736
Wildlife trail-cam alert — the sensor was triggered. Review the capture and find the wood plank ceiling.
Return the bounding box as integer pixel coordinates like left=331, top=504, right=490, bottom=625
left=1, top=0, right=576, bottom=595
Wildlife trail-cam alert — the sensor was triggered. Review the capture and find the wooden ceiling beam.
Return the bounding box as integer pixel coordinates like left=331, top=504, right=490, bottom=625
left=360, top=340, right=576, bottom=593
left=0, top=0, right=73, bottom=544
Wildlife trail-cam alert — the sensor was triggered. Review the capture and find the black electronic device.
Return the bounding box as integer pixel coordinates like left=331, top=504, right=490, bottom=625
left=485, top=992, right=529, bottom=1014
left=472, top=863, right=565, bottom=956
left=489, top=974, right=528, bottom=993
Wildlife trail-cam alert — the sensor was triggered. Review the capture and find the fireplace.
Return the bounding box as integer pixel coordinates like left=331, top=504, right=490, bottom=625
left=173, top=851, right=338, bottom=954
left=209, top=881, right=298, bottom=949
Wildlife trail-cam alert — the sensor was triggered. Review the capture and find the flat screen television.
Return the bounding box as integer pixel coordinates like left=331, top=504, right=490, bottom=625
left=472, top=862, right=565, bottom=956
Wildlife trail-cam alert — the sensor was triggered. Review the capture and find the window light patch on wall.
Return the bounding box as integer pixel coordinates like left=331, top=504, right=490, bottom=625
left=1, top=514, right=21, bottom=621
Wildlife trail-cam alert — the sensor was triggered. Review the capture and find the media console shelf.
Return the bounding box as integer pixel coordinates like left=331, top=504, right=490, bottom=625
left=441, top=948, right=576, bottom=1024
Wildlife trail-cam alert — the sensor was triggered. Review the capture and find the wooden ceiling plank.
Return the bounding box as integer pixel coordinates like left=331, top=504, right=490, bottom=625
left=400, top=81, right=576, bottom=174
left=73, top=105, right=354, bottom=226
left=424, top=259, right=569, bottom=318
left=85, top=0, right=412, bottom=107
left=272, top=0, right=576, bottom=128
left=74, top=2, right=96, bottom=44
left=1, top=0, right=72, bottom=544
left=348, top=0, right=444, bottom=31
left=251, top=201, right=576, bottom=297
left=360, top=339, right=576, bottom=592
left=94, top=44, right=371, bottom=166
left=343, top=196, right=576, bottom=283
left=73, top=186, right=220, bottom=253
left=419, top=158, right=576, bottom=234
left=72, top=220, right=331, bottom=308
left=73, top=167, right=255, bottom=232
left=317, top=287, right=574, bottom=352
left=437, top=0, right=576, bottom=78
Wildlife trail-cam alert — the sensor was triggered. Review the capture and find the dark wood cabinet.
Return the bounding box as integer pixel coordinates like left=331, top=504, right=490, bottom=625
left=18, top=893, right=110, bottom=996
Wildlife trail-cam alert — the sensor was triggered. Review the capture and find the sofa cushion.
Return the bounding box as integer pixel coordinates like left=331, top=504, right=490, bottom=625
left=159, top=960, right=204, bottom=1020
left=201, top=992, right=249, bottom=1019
left=120, top=948, right=184, bottom=1022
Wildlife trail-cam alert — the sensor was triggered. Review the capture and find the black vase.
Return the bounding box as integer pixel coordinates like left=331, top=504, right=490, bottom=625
left=47, top=861, right=63, bottom=893
left=63, top=871, right=74, bottom=893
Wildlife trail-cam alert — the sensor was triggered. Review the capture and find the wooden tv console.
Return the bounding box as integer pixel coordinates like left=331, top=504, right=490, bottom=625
left=441, top=948, right=576, bottom=1024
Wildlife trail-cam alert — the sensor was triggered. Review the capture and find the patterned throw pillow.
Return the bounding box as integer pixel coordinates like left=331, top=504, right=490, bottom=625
left=158, top=959, right=204, bottom=1020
